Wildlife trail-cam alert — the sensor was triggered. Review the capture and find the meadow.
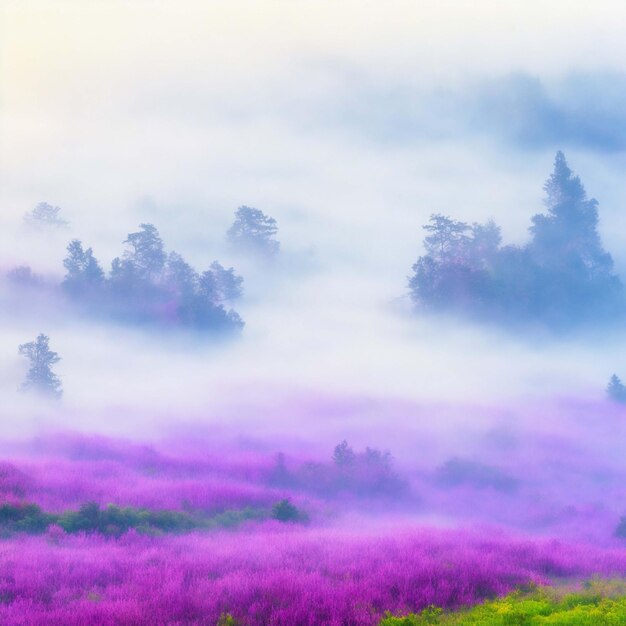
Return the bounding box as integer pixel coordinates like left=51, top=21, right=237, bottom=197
left=0, top=426, right=625, bottom=625
left=4, top=3, right=626, bottom=624
left=3, top=525, right=626, bottom=625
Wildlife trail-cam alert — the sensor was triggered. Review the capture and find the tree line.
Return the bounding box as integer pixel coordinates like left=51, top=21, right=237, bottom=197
left=408, top=151, right=623, bottom=329
left=12, top=157, right=626, bottom=402
left=62, top=223, right=245, bottom=332
left=10, top=205, right=281, bottom=333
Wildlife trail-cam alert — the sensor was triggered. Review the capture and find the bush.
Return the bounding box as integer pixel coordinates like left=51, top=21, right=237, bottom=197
left=271, top=499, right=308, bottom=523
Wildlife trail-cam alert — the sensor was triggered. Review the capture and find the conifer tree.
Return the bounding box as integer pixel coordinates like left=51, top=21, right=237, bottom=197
left=530, top=151, right=613, bottom=277
left=18, top=334, right=62, bottom=399
left=227, top=206, right=279, bottom=256
left=607, top=374, right=626, bottom=404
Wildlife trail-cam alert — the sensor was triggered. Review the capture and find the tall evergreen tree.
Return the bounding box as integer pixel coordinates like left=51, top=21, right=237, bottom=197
left=63, top=240, right=104, bottom=295
left=227, top=206, right=279, bottom=256
left=607, top=374, right=626, bottom=404
left=122, top=223, right=166, bottom=280
left=408, top=152, right=624, bottom=328
left=24, top=202, right=69, bottom=228
left=527, top=151, right=622, bottom=322
left=164, top=252, right=198, bottom=299
left=18, top=334, right=62, bottom=399
left=422, top=214, right=470, bottom=264
left=333, top=440, right=356, bottom=467
left=208, top=261, right=243, bottom=302
left=530, top=151, right=613, bottom=277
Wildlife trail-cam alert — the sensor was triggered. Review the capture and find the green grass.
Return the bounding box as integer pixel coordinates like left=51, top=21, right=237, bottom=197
left=379, top=579, right=626, bottom=625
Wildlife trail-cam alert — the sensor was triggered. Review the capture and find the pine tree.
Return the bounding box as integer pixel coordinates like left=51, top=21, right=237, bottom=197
left=332, top=440, right=355, bottom=467
left=208, top=261, right=243, bottom=302
left=164, top=252, right=198, bottom=299
left=63, top=240, right=104, bottom=295
left=607, top=374, right=626, bottom=404
left=422, top=214, right=470, bottom=264
left=24, top=202, right=69, bottom=228
left=18, top=334, right=62, bottom=399
left=227, top=206, right=279, bottom=256
left=123, top=224, right=166, bottom=280
left=530, top=151, right=613, bottom=277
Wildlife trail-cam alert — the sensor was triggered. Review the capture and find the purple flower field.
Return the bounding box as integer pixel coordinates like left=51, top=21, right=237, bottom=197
left=2, top=525, right=626, bottom=626
left=0, top=425, right=624, bottom=624
left=5, top=2, right=626, bottom=624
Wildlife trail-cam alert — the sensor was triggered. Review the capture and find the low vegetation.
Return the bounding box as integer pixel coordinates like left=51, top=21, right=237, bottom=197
left=379, top=579, right=626, bottom=625
left=0, top=500, right=308, bottom=537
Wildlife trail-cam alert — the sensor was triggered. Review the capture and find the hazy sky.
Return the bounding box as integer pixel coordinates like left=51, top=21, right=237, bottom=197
left=3, top=1, right=626, bottom=249
left=2, top=1, right=626, bottom=437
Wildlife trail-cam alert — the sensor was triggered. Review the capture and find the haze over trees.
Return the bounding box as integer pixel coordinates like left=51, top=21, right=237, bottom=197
left=435, top=457, right=518, bottom=493
left=6, top=266, right=43, bottom=288
left=408, top=152, right=624, bottom=329
left=227, top=205, right=280, bottom=257
left=61, top=223, right=244, bottom=333
left=18, top=334, right=62, bottom=399
left=270, top=441, right=406, bottom=498
left=62, top=240, right=105, bottom=296
left=607, top=374, right=626, bottom=404
left=23, top=203, right=69, bottom=229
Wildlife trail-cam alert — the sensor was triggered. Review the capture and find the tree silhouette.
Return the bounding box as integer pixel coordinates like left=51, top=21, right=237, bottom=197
left=409, top=215, right=496, bottom=312
left=332, top=440, right=356, bottom=467
left=63, top=240, right=104, bottom=296
left=607, top=374, right=626, bottom=404
left=121, top=223, right=166, bottom=280
left=227, top=206, right=279, bottom=256
left=164, top=252, right=198, bottom=299
left=408, top=152, right=624, bottom=328
left=530, top=151, right=614, bottom=278
left=208, top=261, right=244, bottom=302
left=18, top=334, right=62, bottom=399
left=24, top=202, right=69, bottom=229
left=422, top=214, right=470, bottom=264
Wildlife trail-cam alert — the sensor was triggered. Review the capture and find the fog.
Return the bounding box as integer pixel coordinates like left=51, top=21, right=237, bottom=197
left=7, top=7, right=626, bottom=625
left=2, top=2, right=626, bottom=450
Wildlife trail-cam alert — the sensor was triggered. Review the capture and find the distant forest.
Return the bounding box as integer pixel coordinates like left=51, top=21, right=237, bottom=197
left=408, top=152, right=623, bottom=329
left=7, top=156, right=623, bottom=334
left=7, top=205, right=281, bottom=334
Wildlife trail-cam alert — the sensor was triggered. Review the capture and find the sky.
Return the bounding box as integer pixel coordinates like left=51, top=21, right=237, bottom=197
left=2, top=1, right=626, bottom=439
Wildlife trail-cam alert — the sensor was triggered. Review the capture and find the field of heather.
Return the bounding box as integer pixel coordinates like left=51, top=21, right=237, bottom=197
left=3, top=524, right=626, bottom=625
left=5, top=2, right=626, bottom=624
left=0, top=423, right=624, bottom=625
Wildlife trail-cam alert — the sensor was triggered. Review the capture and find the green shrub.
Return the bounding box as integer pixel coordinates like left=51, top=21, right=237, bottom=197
left=0, top=502, right=52, bottom=534
left=0, top=501, right=269, bottom=536
left=271, top=499, right=308, bottom=523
